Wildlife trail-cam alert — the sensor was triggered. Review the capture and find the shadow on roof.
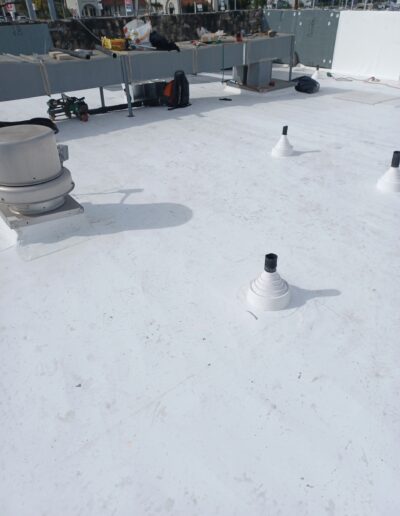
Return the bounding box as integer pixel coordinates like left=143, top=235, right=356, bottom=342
left=54, top=86, right=352, bottom=143
left=287, top=286, right=341, bottom=309
left=14, top=201, right=193, bottom=256
left=82, top=201, right=193, bottom=233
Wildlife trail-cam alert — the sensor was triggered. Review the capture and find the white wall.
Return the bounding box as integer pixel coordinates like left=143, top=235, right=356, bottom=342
left=332, top=11, right=400, bottom=81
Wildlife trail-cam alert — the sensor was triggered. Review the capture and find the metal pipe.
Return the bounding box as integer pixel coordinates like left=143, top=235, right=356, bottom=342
left=120, top=56, right=134, bottom=118
left=95, top=45, right=117, bottom=58
left=53, top=48, right=92, bottom=59
left=47, top=0, right=57, bottom=20
left=288, top=35, right=294, bottom=81
left=125, top=83, right=133, bottom=118
left=25, top=0, right=37, bottom=20
left=99, top=87, right=106, bottom=109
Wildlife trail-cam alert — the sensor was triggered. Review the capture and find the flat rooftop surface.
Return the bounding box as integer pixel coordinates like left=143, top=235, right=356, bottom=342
left=1, top=69, right=400, bottom=516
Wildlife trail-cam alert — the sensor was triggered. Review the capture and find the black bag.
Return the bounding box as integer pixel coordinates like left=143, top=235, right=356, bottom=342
left=0, top=117, right=58, bottom=133
left=293, top=76, right=320, bottom=94
left=134, top=81, right=167, bottom=107
left=168, top=71, right=190, bottom=110
left=149, top=31, right=180, bottom=52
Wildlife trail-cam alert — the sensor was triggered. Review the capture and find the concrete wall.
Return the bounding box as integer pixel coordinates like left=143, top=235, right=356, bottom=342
left=49, top=11, right=264, bottom=49
left=49, top=10, right=337, bottom=67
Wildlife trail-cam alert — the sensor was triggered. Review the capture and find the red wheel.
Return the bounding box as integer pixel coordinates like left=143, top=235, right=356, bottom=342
left=80, top=113, right=89, bottom=122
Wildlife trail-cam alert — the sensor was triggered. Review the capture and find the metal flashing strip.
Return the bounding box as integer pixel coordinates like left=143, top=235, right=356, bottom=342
left=0, top=195, right=84, bottom=229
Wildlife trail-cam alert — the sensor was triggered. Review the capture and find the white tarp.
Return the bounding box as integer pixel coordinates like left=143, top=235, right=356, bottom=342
left=123, top=19, right=152, bottom=44
left=332, top=11, right=400, bottom=81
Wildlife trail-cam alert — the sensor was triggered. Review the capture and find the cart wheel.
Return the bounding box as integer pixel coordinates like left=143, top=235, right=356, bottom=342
left=80, top=113, right=89, bottom=122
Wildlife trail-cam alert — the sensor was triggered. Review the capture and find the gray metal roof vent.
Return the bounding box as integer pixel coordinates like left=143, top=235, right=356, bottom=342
left=0, top=125, right=83, bottom=227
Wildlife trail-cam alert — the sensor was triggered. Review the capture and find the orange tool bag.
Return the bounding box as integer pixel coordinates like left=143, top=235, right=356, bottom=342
left=163, top=80, right=174, bottom=106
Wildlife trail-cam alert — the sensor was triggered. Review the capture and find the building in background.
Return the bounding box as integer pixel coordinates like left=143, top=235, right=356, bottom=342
left=64, top=0, right=250, bottom=17
left=65, top=0, right=102, bottom=16
left=180, top=0, right=212, bottom=11
left=65, top=0, right=149, bottom=15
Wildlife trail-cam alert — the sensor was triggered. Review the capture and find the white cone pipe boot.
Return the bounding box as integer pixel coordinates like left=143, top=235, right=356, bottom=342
left=377, top=151, right=400, bottom=193
left=271, top=126, right=294, bottom=158
left=311, top=65, right=320, bottom=81
left=247, top=253, right=291, bottom=311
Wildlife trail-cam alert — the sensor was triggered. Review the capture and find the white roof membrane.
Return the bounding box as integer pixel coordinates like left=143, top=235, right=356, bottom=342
left=1, top=71, right=400, bottom=516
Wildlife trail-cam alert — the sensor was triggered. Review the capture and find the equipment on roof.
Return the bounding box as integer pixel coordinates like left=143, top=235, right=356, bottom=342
left=101, top=36, right=127, bottom=52
left=123, top=19, right=151, bottom=45
left=247, top=253, right=291, bottom=311
left=49, top=49, right=92, bottom=61
left=47, top=94, right=89, bottom=122
left=271, top=126, right=294, bottom=158
left=149, top=31, right=180, bottom=52
left=0, top=125, right=79, bottom=217
left=377, top=151, right=400, bottom=193
left=164, top=71, right=190, bottom=110
left=311, top=65, right=321, bottom=81
left=132, top=81, right=167, bottom=107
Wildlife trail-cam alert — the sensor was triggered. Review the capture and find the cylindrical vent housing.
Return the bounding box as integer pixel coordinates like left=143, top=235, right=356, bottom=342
left=264, top=253, right=278, bottom=273
left=0, top=125, right=74, bottom=216
left=0, top=125, right=62, bottom=186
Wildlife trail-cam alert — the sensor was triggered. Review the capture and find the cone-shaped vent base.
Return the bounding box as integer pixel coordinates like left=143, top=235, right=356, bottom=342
left=311, top=69, right=320, bottom=80
left=377, top=167, right=400, bottom=193
left=247, top=270, right=291, bottom=311
left=271, top=135, right=293, bottom=158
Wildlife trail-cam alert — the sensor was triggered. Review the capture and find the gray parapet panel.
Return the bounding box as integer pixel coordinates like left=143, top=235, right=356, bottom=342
left=264, top=9, right=340, bottom=68
left=0, top=23, right=52, bottom=55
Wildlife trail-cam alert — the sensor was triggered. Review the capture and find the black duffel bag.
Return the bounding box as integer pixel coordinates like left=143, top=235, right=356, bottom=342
left=293, top=76, right=320, bottom=94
